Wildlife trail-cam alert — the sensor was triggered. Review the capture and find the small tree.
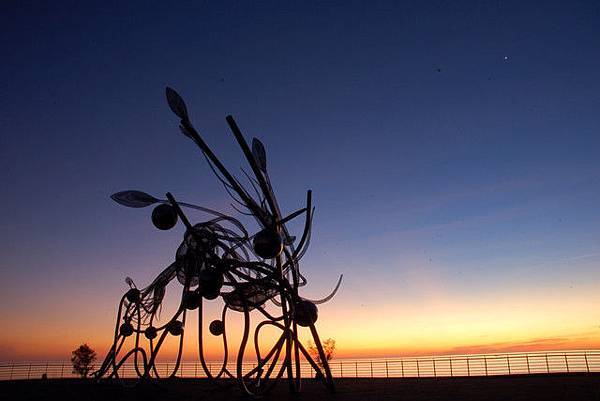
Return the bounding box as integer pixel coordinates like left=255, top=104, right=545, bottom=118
left=307, top=338, right=335, bottom=379
left=71, top=343, right=97, bottom=378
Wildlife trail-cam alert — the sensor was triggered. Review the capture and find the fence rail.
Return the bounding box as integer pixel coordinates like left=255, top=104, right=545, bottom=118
left=2, top=350, right=600, bottom=381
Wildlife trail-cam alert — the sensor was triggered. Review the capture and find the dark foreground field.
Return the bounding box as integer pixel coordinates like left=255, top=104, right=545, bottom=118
left=2, top=374, right=600, bottom=401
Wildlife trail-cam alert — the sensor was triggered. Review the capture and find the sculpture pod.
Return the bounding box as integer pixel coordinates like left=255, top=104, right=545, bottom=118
left=144, top=326, right=157, bottom=340
left=167, top=320, right=184, bottom=336
left=151, top=204, right=178, bottom=230
left=209, top=319, right=224, bottom=336
left=253, top=229, right=283, bottom=259
left=294, top=300, right=318, bottom=327
left=195, top=226, right=218, bottom=251
left=199, top=269, right=224, bottom=300
left=120, top=322, right=134, bottom=337
left=182, top=290, right=202, bottom=310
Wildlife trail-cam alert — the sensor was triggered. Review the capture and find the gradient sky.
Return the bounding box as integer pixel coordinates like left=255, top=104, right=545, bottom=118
left=1, top=1, right=600, bottom=361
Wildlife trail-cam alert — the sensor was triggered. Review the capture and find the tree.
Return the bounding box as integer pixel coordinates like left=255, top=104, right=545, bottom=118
left=71, top=343, right=97, bottom=378
left=307, top=338, right=335, bottom=379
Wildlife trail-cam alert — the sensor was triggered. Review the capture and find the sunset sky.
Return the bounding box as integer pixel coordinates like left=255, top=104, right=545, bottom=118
left=1, top=1, right=600, bottom=362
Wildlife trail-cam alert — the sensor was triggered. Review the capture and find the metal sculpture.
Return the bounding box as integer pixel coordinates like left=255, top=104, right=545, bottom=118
left=95, top=87, right=342, bottom=395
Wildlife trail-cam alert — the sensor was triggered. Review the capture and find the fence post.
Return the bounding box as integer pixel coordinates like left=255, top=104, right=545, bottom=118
left=466, top=358, right=470, bottom=376
left=449, top=358, right=453, bottom=377
left=585, top=354, right=590, bottom=373
left=209, top=363, right=212, bottom=375
left=370, top=361, right=373, bottom=378
left=545, top=354, right=550, bottom=373
left=433, top=359, right=436, bottom=377
left=27, top=364, right=31, bottom=379
left=507, top=356, right=510, bottom=375
left=166, top=363, right=169, bottom=377
left=385, top=361, right=389, bottom=378
left=401, top=360, right=404, bottom=377
left=416, top=360, right=420, bottom=378
left=10, top=363, right=14, bottom=380
left=195, top=362, right=198, bottom=377
left=526, top=355, right=530, bottom=374
left=484, top=356, right=488, bottom=376
left=355, top=362, right=358, bottom=377
left=565, top=354, right=569, bottom=373
left=340, top=362, right=343, bottom=378
left=61, top=362, right=64, bottom=378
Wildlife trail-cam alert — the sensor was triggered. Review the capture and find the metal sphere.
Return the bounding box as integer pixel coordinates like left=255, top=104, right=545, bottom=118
left=199, top=269, right=223, bottom=300
left=151, top=204, right=178, bottom=230
left=294, top=300, right=318, bottom=327
left=209, top=319, right=224, bottom=336
left=253, top=229, right=283, bottom=259
left=203, top=288, right=220, bottom=300
left=195, top=226, right=217, bottom=251
left=144, top=326, right=157, bottom=340
left=120, top=322, right=134, bottom=337
left=182, top=290, right=201, bottom=310
left=125, top=288, right=140, bottom=303
left=167, top=320, right=184, bottom=336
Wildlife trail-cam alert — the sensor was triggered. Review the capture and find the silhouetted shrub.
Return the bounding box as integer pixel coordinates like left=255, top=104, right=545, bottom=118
left=307, top=338, right=336, bottom=379
left=71, top=343, right=97, bottom=378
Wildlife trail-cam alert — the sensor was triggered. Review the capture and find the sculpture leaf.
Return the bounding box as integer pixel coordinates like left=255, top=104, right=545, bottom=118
left=165, top=87, right=189, bottom=120
left=252, top=138, right=267, bottom=173
left=111, top=190, right=159, bottom=208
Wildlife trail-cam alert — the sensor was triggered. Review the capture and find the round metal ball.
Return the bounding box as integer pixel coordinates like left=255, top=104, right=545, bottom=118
left=209, top=320, right=224, bottom=336
left=294, top=300, right=318, bottom=327
left=167, top=320, right=184, bottom=336
left=151, top=204, right=178, bottom=230
left=120, top=322, right=134, bottom=337
left=125, top=288, right=140, bottom=303
left=253, top=229, right=283, bottom=259
left=182, top=290, right=201, bottom=310
left=144, top=326, right=157, bottom=340
left=196, top=227, right=217, bottom=251
left=203, top=288, right=220, bottom=300
left=199, top=269, right=223, bottom=300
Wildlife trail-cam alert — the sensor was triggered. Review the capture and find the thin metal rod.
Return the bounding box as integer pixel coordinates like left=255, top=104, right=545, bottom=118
left=165, top=192, right=193, bottom=230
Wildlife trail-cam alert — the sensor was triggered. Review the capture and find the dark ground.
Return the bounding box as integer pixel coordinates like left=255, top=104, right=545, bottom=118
left=2, top=374, right=600, bottom=401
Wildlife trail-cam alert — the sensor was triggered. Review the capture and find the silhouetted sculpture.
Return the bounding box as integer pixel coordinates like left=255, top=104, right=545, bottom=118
left=94, top=87, right=342, bottom=396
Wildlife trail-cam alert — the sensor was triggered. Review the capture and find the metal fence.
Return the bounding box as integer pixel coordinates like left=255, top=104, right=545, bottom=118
left=2, top=350, right=600, bottom=381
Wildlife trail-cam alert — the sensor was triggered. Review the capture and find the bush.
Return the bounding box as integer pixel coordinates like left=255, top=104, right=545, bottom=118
left=307, top=338, right=335, bottom=379
left=71, top=343, right=97, bottom=378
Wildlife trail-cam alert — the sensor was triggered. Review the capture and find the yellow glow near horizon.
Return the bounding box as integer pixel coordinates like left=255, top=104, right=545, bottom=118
left=3, top=278, right=600, bottom=362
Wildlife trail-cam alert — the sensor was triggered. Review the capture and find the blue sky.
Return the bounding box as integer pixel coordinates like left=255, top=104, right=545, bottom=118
left=1, top=0, right=599, bottom=359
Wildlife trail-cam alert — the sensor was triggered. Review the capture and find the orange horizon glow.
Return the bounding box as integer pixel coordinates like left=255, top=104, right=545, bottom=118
left=4, top=331, right=600, bottom=362
left=3, top=275, right=600, bottom=362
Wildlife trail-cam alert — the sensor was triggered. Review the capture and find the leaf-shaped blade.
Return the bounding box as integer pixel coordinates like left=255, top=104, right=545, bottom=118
left=111, top=190, right=159, bottom=208
left=252, top=137, right=267, bottom=173
left=165, top=87, right=189, bottom=120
